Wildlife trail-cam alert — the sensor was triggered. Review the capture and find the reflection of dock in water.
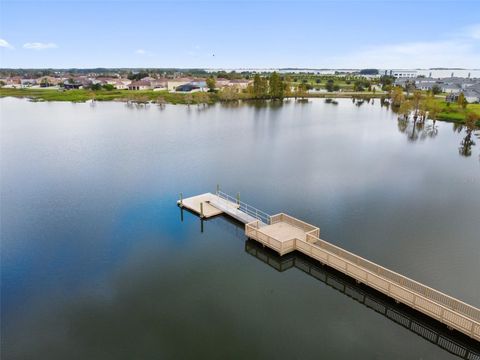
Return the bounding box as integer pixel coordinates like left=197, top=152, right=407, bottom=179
left=245, top=240, right=480, bottom=360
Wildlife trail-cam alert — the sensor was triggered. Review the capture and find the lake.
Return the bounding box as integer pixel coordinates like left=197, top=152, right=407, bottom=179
left=1, top=97, right=479, bottom=359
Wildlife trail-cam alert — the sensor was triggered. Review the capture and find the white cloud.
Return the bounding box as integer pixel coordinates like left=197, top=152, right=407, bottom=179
left=23, top=42, right=58, bottom=50
left=466, top=24, right=480, bottom=40
left=0, top=39, right=13, bottom=49
left=135, top=49, right=146, bottom=55
left=323, top=24, right=480, bottom=69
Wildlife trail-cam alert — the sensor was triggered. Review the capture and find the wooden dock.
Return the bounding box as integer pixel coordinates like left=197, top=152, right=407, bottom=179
left=178, top=189, right=480, bottom=342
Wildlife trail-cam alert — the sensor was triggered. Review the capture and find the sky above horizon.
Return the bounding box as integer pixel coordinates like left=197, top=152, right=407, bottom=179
left=1, top=0, right=479, bottom=69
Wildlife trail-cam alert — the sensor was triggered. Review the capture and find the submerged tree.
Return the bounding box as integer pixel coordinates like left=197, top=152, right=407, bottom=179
left=459, top=112, right=479, bottom=157
left=390, top=86, right=405, bottom=107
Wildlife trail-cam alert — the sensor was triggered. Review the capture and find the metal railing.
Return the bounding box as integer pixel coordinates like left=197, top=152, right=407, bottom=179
left=216, top=190, right=271, bottom=224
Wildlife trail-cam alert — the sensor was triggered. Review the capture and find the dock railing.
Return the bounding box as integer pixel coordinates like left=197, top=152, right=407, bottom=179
left=246, top=220, right=283, bottom=252
left=297, top=234, right=480, bottom=340
left=271, top=213, right=320, bottom=236
left=216, top=190, right=271, bottom=224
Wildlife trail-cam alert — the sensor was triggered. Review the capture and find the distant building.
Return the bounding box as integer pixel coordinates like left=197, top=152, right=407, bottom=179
left=63, top=82, right=82, bottom=89
left=128, top=81, right=151, bottom=90
left=215, top=78, right=230, bottom=87
left=114, top=79, right=131, bottom=90
left=167, top=78, right=193, bottom=91
left=227, top=79, right=251, bottom=89
left=441, top=84, right=461, bottom=94
left=382, top=69, right=417, bottom=78
left=176, top=84, right=200, bottom=92
left=464, top=85, right=480, bottom=103
left=20, top=79, right=36, bottom=87
left=150, top=78, right=168, bottom=89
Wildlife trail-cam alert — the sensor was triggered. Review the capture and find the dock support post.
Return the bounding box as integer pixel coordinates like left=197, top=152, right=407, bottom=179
left=179, top=192, right=183, bottom=207
left=236, top=192, right=240, bottom=205
left=216, top=184, right=220, bottom=195
left=200, top=202, right=204, bottom=218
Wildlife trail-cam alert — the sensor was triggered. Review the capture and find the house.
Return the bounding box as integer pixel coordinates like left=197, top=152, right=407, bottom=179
left=227, top=79, right=251, bottom=89
left=176, top=84, right=200, bottom=92
left=167, top=78, right=193, bottom=91
left=20, top=79, right=36, bottom=87
left=464, top=86, right=480, bottom=103
left=215, top=78, right=230, bottom=87
left=150, top=78, right=168, bottom=89
left=114, top=79, right=131, bottom=90
left=63, top=80, right=83, bottom=89
left=128, top=81, right=151, bottom=90
left=441, top=84, right=461, bottom=94
left=37, top=76, right=60, bottom=87
left=190, top=79, right=207, bottom=90
left=414, top=78, right=437, bottom=91
left=7, top=76, right=22, bottom=87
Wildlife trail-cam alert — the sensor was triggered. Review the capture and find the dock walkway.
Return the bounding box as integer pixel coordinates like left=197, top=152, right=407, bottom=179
left=178, top=189, right=480, bottom=342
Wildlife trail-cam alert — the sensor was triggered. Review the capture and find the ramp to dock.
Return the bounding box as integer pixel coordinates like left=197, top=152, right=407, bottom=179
left=178, top=189, right=480, bottom=342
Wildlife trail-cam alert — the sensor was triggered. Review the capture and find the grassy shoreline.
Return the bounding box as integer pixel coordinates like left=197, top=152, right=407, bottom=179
left=1, top=87, right=478, bottom=126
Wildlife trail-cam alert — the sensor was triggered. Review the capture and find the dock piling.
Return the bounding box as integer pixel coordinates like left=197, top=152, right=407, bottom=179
left=236, top=192, right=240, bottom=205
left=179, top=192, right=183, bottom=207
left=200, top=202, right=204, bottom=218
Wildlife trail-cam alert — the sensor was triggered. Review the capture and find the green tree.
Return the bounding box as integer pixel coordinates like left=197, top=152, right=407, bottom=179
left=325, top=79, right=335, bottom=92
left=295, top=83, right=307, bottom=99
left=459, top=112, right=478, bottom=157
left=253, top=74, right=268, bottom=99
left=206, top=77, right=216, bottom=92
left=431, top=84, right=442, bottom=95
left=390, top=86, right=405, bottom=107
left=102, top=84, right=114, bottom=91
left=398, top=100, right=412, bottom=120
left=268, top=72, right=284, bottom=99
left=457, top=93, right=467, bottom=110
left=284, top=81, right=293, bottom=98
left=90, top=83, right=102, bottom=91
left=411, top=90, right=423, bottom=118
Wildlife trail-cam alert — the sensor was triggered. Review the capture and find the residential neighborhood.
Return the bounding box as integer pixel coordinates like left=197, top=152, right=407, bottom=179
left=395, top=75, right=480, bottom=103
left=0, top=72, right=253, bottom=93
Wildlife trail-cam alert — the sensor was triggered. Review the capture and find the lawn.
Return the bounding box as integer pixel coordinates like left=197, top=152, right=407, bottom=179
left=0, top=88, right=217, bottom=105
left=435, top=100, right=480, bottom=125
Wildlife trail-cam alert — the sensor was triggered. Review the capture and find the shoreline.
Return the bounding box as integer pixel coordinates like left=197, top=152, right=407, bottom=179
left=1, top=88, right=478, bottom=127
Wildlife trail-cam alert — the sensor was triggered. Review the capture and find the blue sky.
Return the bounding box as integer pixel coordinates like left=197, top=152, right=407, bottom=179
left=1, top=0, right=479, bottom=68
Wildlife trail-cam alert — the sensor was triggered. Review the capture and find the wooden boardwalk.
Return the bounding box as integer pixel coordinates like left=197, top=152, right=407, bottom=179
left=178, top=190, right=480, bottom=342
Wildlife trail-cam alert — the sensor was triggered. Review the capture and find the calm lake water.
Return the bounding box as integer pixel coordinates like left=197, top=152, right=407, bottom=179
left=1, top=97, right=479, bottom=359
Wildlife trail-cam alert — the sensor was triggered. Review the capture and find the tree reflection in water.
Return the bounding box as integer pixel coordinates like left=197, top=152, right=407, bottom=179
left=397, top=115, right=439, bottom=143
left=453, top=123, right=477, bottom=158
left=397, top=113, right=479, bottom=160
